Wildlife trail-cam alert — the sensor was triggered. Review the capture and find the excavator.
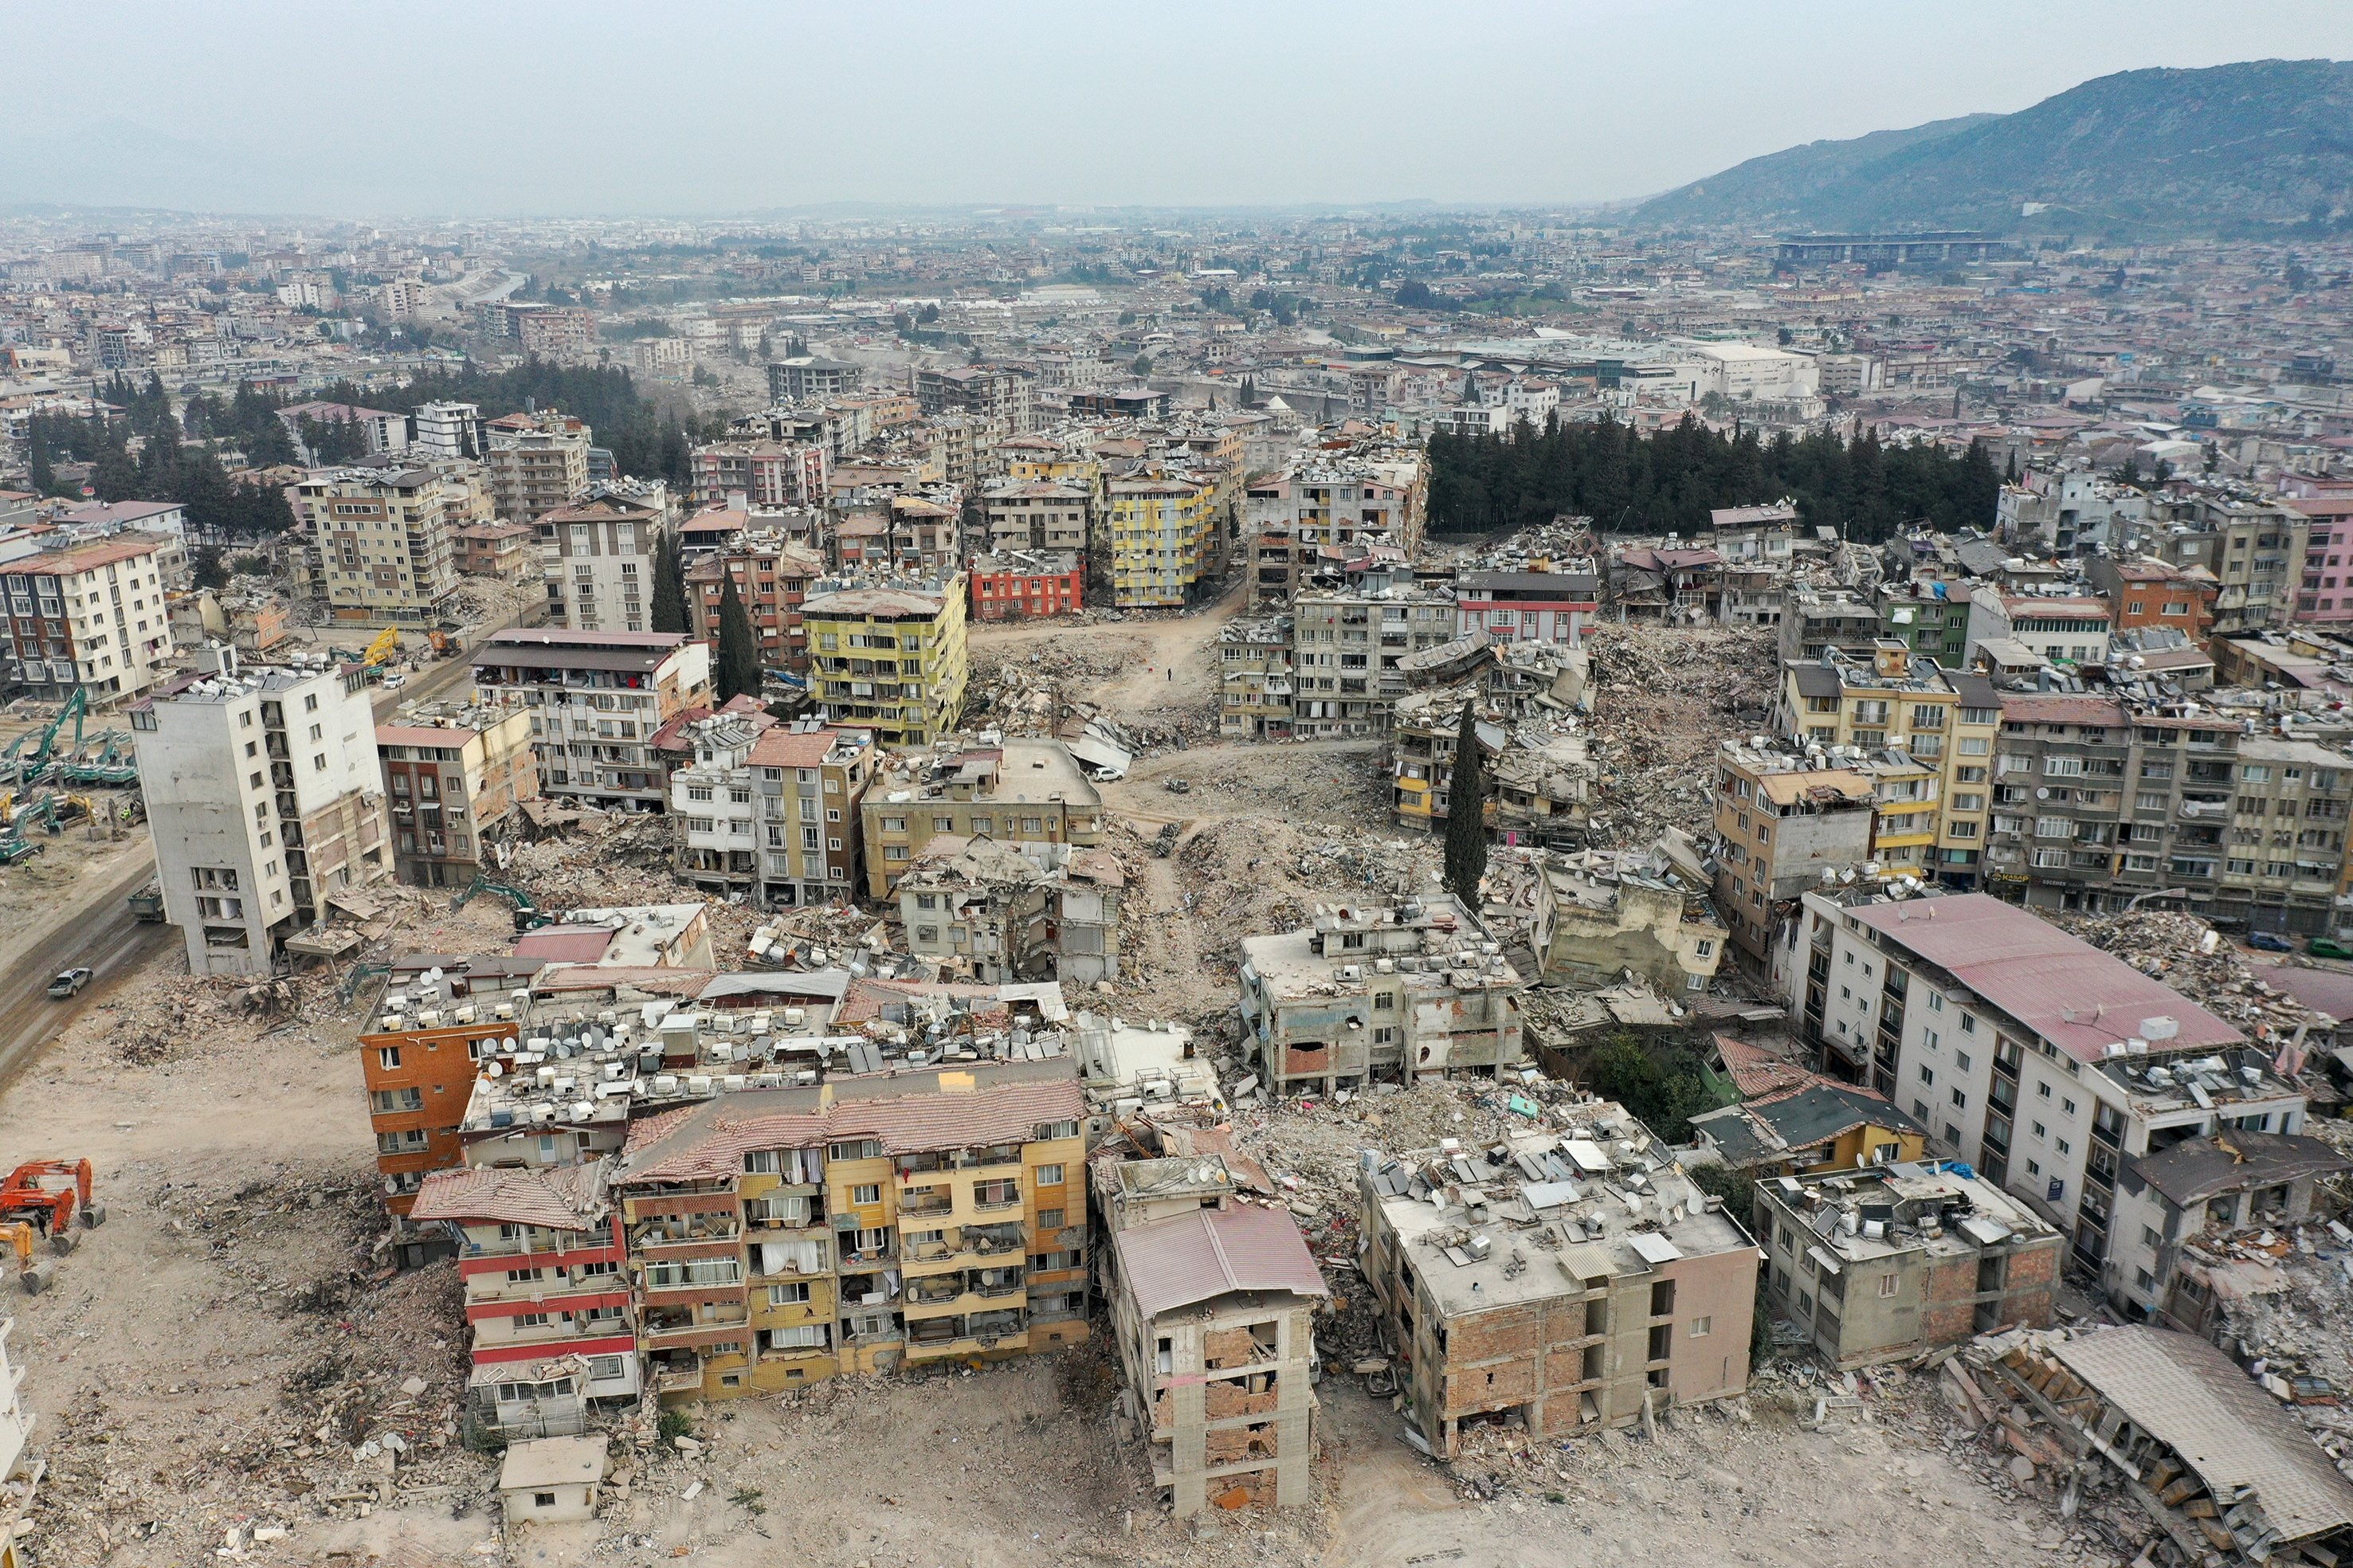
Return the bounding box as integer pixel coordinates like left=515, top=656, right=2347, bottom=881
left=0, top=1221, right=56, bottom=1294
left=0, top=1158, right=103, bottom=1252
left=2, top=689, right=88, bottom=786
left=361, top=627, right=405, bottom=666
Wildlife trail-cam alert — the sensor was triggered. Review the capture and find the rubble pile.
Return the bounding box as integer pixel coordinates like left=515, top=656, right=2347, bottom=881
left=25, top=1169, right=495, bottom=1566
left=967, top=641, right=1135, bottom=733
left=2211, top=1215, right=2353, bottom=1478
left=2056, top=908, right=2331, bottom=1041
left=503, top=811, right=764, bottom=958
left=1585, top=623, right=1775, bottom=849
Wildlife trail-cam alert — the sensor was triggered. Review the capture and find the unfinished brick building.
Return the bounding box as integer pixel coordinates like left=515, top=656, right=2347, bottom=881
left=1104, top=1175, right=1327, bottom=1515
left=1358, top=1102, right=1759, bottom=1456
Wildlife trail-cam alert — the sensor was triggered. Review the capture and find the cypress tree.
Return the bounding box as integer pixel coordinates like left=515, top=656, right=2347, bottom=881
left=715, top=575, right=761, bottom=702
left=1442, top=700, right=1488, bottom=909
left=649, top=534, right=689, bottom=634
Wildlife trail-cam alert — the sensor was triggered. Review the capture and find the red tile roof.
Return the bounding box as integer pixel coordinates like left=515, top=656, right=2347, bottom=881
left=1849, top=894, right=2241, bottom=1063
left=1113, top=1204, right=1328, bottom=1321
left=410, top=1162, right=610, bottom=1229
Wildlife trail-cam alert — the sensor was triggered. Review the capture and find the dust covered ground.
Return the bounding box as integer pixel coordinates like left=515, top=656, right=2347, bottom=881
left=0, top=606, right=2108, bottom=1567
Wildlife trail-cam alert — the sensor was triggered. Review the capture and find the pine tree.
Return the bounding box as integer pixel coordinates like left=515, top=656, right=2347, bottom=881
left=1442, top=700, right=1488, bottom=910
left=650, top=535, right=689, bottom=634
left=715, top=575, right=761, bottom=702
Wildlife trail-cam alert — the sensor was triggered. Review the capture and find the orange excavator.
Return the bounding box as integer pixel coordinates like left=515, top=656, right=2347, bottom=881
left=0, top=1221, right=54, bottom=1293
left=0, top=1158, right=103, bottom=1252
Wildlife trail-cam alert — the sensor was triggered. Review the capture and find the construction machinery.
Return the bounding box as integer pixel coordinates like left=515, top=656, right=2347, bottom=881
left=126, top=879, right=167, bottom=922
left=362, top=628, right=404, bottom=666
left=451, top=873, right=548, bottom=931
left=2, top=689, right=88, bottom=786
left=0, top=1222, right=54, bottom=1294
left=0, top=1158, right=103, bottom=1249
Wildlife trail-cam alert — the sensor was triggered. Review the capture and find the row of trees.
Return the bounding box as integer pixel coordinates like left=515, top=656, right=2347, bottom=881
left=1426, top=414, right=2002, bottom=543
left=308, top=362, right=730, bottom=491
left=24, top=400, right=296, bottom=536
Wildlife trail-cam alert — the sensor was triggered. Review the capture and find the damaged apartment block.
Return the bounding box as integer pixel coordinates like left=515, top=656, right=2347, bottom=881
left=1101, top=1158, right=1327, bottom=1516
left=1238, top=894, right=1524, bottom=1096
left=1357, top=1100, right=1759, bottom=1458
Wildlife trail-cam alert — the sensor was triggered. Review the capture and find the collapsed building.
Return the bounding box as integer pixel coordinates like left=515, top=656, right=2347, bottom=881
left=893, top=833, right=1124, bottom=985
left=1528, top=832, right=1726, bottom=994
left=1357, top=1100, right=1759, bottom=1457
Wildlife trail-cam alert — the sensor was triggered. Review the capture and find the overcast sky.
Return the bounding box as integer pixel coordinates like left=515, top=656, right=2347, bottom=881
left=8, top=1, right=2353, bottom=217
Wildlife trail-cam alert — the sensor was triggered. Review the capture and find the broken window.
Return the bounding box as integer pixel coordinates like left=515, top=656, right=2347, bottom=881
left=1649, top=1280, right=1675, bottom=1317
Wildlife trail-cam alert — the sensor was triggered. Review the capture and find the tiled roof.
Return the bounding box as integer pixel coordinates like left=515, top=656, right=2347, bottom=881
left=614, top=1066, right=1084, bottom=1184
left=1113, top=1204, right=1328, bottom=1320
left=410, top=1162, right=610, bottom=1229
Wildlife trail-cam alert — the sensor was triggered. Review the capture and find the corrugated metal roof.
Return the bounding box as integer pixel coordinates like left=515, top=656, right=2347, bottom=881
left=1851, top=894, right=2241, bottom=1063
left=2054, top=1326, right=2353, bottom=1543
left=1112, top=1204, right=1327, bottom=1321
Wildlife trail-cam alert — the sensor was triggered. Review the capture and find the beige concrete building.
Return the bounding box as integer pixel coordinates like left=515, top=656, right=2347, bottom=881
left=0, top=533, right=176, bottom=704
left=487, top=413, right=592, bottom=524
left=1531, top=836, right=1727, bottom=994
left=289, top=466, right=464, bottom=628
left=859, top=739, right=1103, bottom=899
left=376, top=702, right=539, bottom=888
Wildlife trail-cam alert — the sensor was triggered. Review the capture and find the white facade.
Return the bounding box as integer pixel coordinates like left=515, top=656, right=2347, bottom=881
left=0, top=534, right=178, bottom=703
left=414, top=402, right=486, bottom=461
left=1784, top=891, right=2305, bottom=1273
left=0, top=1315, right=35, bottom=1543
left=132, top=658, right=391, bottom=974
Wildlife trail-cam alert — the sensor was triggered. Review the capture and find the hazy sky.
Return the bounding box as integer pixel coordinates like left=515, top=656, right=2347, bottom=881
left=10, top=1, right=2353, bottom=217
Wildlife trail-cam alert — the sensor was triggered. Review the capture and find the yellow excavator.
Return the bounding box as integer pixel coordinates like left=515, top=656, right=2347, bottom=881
left=361, top=628, right=404, bottom=667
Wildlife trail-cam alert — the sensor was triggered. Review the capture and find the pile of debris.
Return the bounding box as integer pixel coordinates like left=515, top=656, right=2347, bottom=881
left=502, top=810, right=765, bottom=958
left=2055, top=908, right=2331, bottom=1042
left=967, top=642, right=1135, bottom=732
left=1585, top=623, right=1775, bottom=849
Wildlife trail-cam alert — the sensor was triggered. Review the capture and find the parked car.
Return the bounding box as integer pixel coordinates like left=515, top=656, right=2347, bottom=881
left=2248, top=931, right=2295, bottom=953
left=382, top=673, right=408, bottom=690
left=2310, top=937, right=2353, bottom=961
left=45, top=967, right=92, bottom=998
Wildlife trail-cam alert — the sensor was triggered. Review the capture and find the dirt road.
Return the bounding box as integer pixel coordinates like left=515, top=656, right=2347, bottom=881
left=0, top=851, right=171, bottom=1095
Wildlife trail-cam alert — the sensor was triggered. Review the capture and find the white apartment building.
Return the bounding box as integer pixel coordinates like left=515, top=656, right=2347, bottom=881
left=413, top=401, right=487, bottom=461
left=0, top=533, right=177, bottom=704
left=131, top=650, right=393, bottom=975
left=469, top=629, right=712, bottom=813
left=538, top=492, right=669, bottom=634
left=0, top=1314, right=37, bottom=1565
left=1786, top=890, right=2302, bottom=1279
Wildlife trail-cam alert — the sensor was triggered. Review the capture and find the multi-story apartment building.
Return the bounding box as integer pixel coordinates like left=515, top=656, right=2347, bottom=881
left=859, top=739, right=1103, bottom=899
left=410, top=1164, right=639, bottom=1433
left=1359, top=1106, right=1759, bottom=1456
left=1453, top=570, right=1600, bottom=647
left=982, top=480, right=1092, bottom=559
left=689, top=440, right=830, bottom=509
left=1104, top=472, right=1218, bottom=609
left=747, top=722, right=876, bottom=907
left=413, top=401, right=487, bottom=461
left=1875, top=580, right=1971, bottom=666
left=1751, top=1164, right=2061, bottom=1369
left=470, top=629, right=713, bottom=812
left=802, top=576, right=968, bottom=749
left=0, top=534, right=175, bottom=703
left=487, top=413, right=593, bottom=524
left=2215, top=735, right=2350, bottom=938
left=288, top=466, right=465, bottom=628
left=538, top=494, right=667, bottom=634
left=1102, top=1176, right=1325, bottom=1515
left=766, top=356, right=864, bottom=402
left=914, top=365, right=1036, bottom=433
left=1787, top=888, right=2303, bottom=1280
left=1978, top=695, right=2250, bottom=918
left=514, top=305, right=597, bottom=362
left=1778, top=644, right=2002, bottom=887
left=1217, top=614, right=1295, bottom=740
left=450, top=520, right=539, bottom=583
left=683, top=535, right=826, bottom=675
left=968, top=550, right=1083, bottom=621
left=362, top=1011, right=522, bottom=1220
left=610, top=1057, right=1088, bottom=1401
left=1237, top=896, right=1524, bottom=1095
left=669, top=711, right=774, bottom=901
left=1711, top=741, right=1880, bottom=973
left=2147, top=499, right=2308, bottom=641
left=375, top=703, right=540, bottom=888
left=131, top=653, right=392, bottom=975
left=1241, top=462, right=1420, bottom=606
left=1777, top=589, right=1885, bottom=666
left=1, top=1313, right=40, bottom=1568
left=2084, top=557, right=2218, bottom=646
left=1289, top=585, right=1462, bottom=737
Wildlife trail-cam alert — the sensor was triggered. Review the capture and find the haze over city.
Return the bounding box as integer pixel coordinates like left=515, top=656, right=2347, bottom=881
left=6, top=10, right=2353, bottom=1568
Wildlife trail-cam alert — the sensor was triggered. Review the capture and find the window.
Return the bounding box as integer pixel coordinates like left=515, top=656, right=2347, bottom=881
left=1037, top=1207, right=1065, bottom=1229
left=767, top=1281, right=812, bottom=1305
left=1034, top=1163, right=1065, bottom=1186
left=1877, top=1273, right=1899, bottom=1299
left=1688, top=1316, right=1712, bottom=1337
left=851, top=1184, right=880, bottom=1205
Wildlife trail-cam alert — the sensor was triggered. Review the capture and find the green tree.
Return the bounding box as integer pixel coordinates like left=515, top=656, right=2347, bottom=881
left=25, top=429, right=55, bottom=496
left=1442, top=701, right=1488, bottom=908
left=715, top=575, right=761, bottom=702
left=1130, top=354, right=1152, bottom=377
left=190, top=545, right=229, bottom=590
left=1394, top=279, right=1440, bottom=309
left=649, top=534, right=690, bottom=634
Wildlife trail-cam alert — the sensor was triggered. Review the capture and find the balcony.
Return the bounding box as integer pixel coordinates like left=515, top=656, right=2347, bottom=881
left=651, top=1364, right=704, bottom=1396
left=641, top=1316, right=751, bottom=1354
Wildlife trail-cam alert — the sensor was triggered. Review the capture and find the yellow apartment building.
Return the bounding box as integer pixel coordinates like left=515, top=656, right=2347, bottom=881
left=801, top=577, right=968, bottom=748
